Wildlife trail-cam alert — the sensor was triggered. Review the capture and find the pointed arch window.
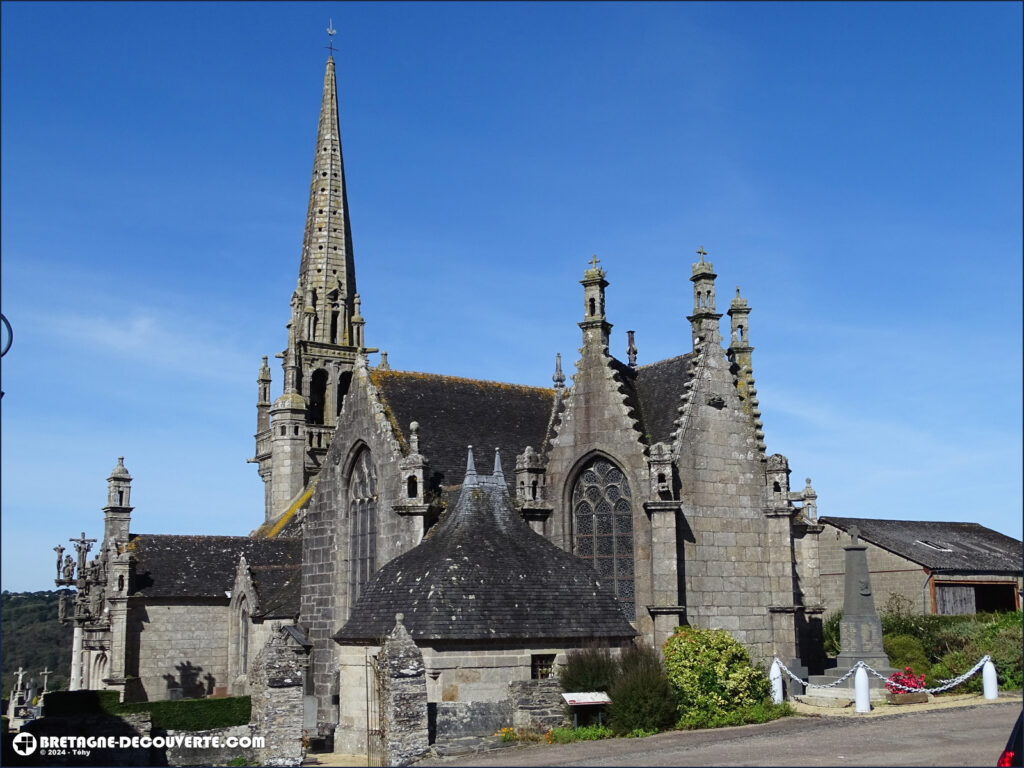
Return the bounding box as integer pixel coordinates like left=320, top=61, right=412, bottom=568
left=572, top=457, right=634, bottom=616
left=239, top=598, right=250, bottom=675
left=348, top=447, right=378, bottom=607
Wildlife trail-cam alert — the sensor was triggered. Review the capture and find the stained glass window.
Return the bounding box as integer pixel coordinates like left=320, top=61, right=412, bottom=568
left=572, top=458, right=634, bottom=616
left=348, top=447, right=377, bottom=606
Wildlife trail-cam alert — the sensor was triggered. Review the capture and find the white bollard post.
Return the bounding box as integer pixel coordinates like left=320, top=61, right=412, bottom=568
left=854, top=664, right=871, bottom=713
left=770, top=659, right=784, bottom=705
left=983, top=660, right=998, bottom=700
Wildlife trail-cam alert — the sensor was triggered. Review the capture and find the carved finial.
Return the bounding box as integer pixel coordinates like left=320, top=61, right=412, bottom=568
left=736, top=286, right=741, bottom=297
left=379, top=351, right=390, bottom=370
left=395, top=612, right=404, bottom=626
left=552, top=352, right=565, bottom=389
left=326, top=19, right=337, bottom=57
left=409, top=421, right=420, bottom=453
left=493, top=447, right=503, bottom=478
left=849, top=524, right=860, bottom=545
left=626, top=330, right=637, bottom=368
left=696, top=246, right=707, bottom=262
left=465, top=445, right=477, bottom=480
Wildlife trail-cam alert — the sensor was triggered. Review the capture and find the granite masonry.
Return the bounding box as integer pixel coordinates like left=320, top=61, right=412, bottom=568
left=49, top=49, right=886, bottom=761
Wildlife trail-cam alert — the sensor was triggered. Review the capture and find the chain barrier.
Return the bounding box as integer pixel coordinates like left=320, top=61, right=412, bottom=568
left=772, top=655, right=993, bottom=695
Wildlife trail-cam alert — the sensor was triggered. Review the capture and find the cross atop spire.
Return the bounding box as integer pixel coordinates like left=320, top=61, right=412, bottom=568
left=589, top=254, right=600, bottom=270
left=325, top=19, right=337, bottom=57
left=696, top=246, right=707, bottom=262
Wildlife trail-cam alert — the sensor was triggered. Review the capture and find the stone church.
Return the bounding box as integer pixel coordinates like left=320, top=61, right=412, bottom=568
left=57, top=52, right=827, bottom=748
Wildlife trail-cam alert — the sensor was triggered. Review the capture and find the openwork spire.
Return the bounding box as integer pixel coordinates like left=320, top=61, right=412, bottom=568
left=297, top=55, right=357, bottom=344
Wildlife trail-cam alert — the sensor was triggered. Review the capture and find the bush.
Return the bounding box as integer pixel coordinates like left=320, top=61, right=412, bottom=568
left=120, top=696, right=251, bottom=731
left=822, top=611, right=842, bottom=657
left=606, top=644, right=677, bottom=735
left=545, top=724, right=613, bottom=743
left=44, top=690, right=251, bottom=731
left=559, top=646, right=618, bottom=694
left=883, top=634, right=931, bottom=677
left=677, top=700, right=793, bottom=730
left=663, top=627, right=771, bottom=727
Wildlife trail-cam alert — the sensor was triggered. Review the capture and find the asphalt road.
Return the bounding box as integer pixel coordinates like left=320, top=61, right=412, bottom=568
left=419, top=701, right=1022, bottom=767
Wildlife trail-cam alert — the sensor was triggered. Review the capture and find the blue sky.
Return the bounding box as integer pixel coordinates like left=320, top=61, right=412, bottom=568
left=2, top=2, right=1021, bottom=592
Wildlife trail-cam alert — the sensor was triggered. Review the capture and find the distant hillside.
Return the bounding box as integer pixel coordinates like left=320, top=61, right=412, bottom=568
left=1, top=590, right=74, bottom=699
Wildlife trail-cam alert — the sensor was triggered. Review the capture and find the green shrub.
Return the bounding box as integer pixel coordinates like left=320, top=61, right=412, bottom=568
left=43, top=690, right=122, bottom=717
left=883, top=634, right=930, bottom=677
left=120, top=696, right=251, bottom=731
left=822, top=611, right=842, bottom=657
left=545, top=724, right=613, bottom=743
left=677, top=700, right=793, bottom=730
left=606, top=644, right=677, bottom=735
left=663, top=627, right=770, bottom=727
left=559, top=646, right=618, bottom=694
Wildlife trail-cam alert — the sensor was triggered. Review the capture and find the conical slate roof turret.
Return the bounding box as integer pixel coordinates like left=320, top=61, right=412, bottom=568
left=335, top=448, right=637, bottom=643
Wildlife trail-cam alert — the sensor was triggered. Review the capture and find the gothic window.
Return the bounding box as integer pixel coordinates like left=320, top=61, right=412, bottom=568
left=572, top=457, right=634, bottom=616
left=309, top=369, right=329, bottom=424
left=348, top=448, right=378, bottom=606
left=239, top=599, right=249, bottom=675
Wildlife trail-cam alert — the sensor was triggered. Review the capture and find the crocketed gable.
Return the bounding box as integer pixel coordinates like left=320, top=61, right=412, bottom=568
left=370, top=369, right=556, bottom=489
left=822, top=517, right=1022, bottom=573
left=335, top=450, right=637, bottom=644
left=128, top=535, right=301, bottom=598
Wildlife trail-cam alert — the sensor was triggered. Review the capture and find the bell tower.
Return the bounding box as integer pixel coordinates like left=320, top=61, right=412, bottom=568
left=251, top=48, right=376, bottom=523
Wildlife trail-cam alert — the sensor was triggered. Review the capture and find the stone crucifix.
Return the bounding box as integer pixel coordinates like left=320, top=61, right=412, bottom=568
left=70, top=531, right=97, bottom=579
left=696, top=245, right=707, bottom=261
left=589, top=254, right=601, bottom=270
left=41, top=667, right=51, bottom=693
left=15, top=666, right=25, bottom=691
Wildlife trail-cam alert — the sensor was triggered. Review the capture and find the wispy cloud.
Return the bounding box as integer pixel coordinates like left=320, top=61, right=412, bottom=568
left=25, top=308, right=252, bottom=384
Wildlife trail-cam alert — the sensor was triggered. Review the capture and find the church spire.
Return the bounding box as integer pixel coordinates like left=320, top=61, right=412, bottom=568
left=297, top=53, right=357, bottom=346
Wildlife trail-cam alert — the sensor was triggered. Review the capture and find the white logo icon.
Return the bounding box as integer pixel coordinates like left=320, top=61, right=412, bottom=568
left=12, top=731, right=38, bottom=756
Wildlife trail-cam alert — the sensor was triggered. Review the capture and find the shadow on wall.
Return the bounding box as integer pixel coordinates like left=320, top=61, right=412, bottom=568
left=163, top=661, right=215, bottom=700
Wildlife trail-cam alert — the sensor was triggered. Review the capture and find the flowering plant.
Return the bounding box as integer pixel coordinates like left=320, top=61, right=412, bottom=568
left=886, top=666, right=926, bottom=693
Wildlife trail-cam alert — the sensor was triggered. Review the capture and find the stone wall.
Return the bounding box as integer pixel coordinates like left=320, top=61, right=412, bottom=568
left=509, top=679, right=566, bottom=733
left=301, top=362, right=421, bottom=739
left=249, top=628, right=306, bottom=767
left=818, top=526, right=931, bottom=614
left=377, top=617, right=428, bottom=766
left=674, top=343, right=791, bottom=663
left=128, top=599, right=229, bottom=701
left=23, top=712, right=153, bottom=766
left=164, top=724, right=258, bottom=767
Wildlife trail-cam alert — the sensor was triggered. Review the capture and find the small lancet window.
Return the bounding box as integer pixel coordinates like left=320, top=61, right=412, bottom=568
left=773, top=481, right=781, bottom=493
left=589, top=297, right=596, bottom=316
left=117, top=490, right=124, bottom=505
left=407, top=476, right=418, bottom=499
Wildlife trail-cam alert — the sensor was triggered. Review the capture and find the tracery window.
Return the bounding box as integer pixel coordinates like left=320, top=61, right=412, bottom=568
left=572, top=457, right=634, bottom=616
left=348, top=447, right=378, bottom=605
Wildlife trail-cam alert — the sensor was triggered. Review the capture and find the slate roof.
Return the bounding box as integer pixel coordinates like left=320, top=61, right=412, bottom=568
left=128, top=535, right=301, bottom=598
left=371, top=369, right=556, bottom=489
left=335, top=450, right=637, bottom=644
left=249, top=564, right=302, bottom=619
left=630, top=354, right=694, bottom=445
left=821, top=517, right=1022, bottom=574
